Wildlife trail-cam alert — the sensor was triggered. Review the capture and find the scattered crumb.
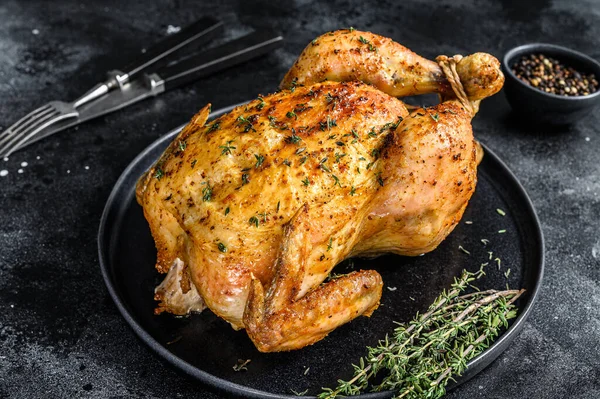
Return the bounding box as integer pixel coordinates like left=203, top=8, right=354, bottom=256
left=166, top=25, right=181, bottom=35
left=36, top=156, right=40, bottom=160
left=141, top=48, right=147, bottom=54
left=166, top=336, right=182, bottom=345
left=464, top=220, right=473, bottom=224
left=0, top=170, right=7, bottom=177
left=84, top=165, right=90, bottom=170
left=387, top=286, right=397, bottom=291
left=32, top=29, right=39, bottom=35
left=21, top=161, right=28, bottom=167
left=585, top=137, right=590, bottom=141
left=496, top=208, right=506, bottom=216
left=304, top=367, right=310, bottom=375
left=17, top=169, right=23, bottom=174
left=409, top=296, right=415, bottom=301
left=458, top=245, right=471, bottom=255
left=3, top=157, right=8, bottom=161
left=233, top=359, right=251, bottom=372
left=498, top=229, right=507, bottom=234
left=67, top=170, right=71, bottom=174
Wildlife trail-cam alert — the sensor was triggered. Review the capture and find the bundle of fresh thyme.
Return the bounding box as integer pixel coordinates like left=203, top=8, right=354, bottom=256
left=319, top=267, right=524, bottom=399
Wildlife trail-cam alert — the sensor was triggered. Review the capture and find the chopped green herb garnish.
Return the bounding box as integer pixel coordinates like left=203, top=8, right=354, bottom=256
left=498, top=229, right=507, bottom=234
left=299, top=156, right=308, bottom=164
left=220, top=140, right=236, bottom=155
left=206, top=122, right=220, bottom=133
left=302, top=177, right=310, bottom=186
left=249, top=216, right=259, bottom=228
left=458, top=245, right=471, bottom=255
left=289, top=77, right=299, bottom=92
left=178, top=140, right=187, bottom=152
left=254, top=154, right=265, bottom=168
left=202, top=182, right=212, bottom=202
left=242, top=173, right=250, bottom=185
left=296, top=147, right=306, bottom=154
left=496, top=208, right=506, bottom=216
left=225, top=207, right=230, bottom=216
left=236, top=115, right=256, bottom=132
left=217, top=242, right=227, bottom=253
left=154, top=168, right=164, bottom=180
left=288, top=133, right=302, bottom=144
left=256, top=96, right=266, bottom=110
left=334, top=153, right=346, bottom=163
left=286, top=111, right=297, bottom=119
left=376, top=172, right=384, bottom=187
left=431, top=113, right=439, bottom=122
left=358, top=36, right=377, bottom=51
left=331, top=174, right=341, bottom=187
left=191, top=159, right=197, bottom=168
left=327, top=237, right=333, bottom=251
left=350, top=186, right=356, bottom=196
left=276, top=201, right=281, bottom=213
left=283, top=159, right=291, bottom=167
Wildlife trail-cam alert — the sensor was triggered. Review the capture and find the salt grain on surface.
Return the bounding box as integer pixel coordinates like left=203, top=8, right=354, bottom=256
left=67, top=170, right=70, bottom=174
left=0, top=170, right=8, bottom=176
left=585, top=137, right=591, bottom=141
left=84, top=166, right=89, bottom=170
left=32, top=29, right=39, bottom=35
left=36, top=156, right=40, bottom=160
left=3, top=157, right=8, bottom=162
left=21, top=162, right=28, bottom=167
left=166, top=25, right=181, bottom=35
left=17, top=169, right=23, bottom=174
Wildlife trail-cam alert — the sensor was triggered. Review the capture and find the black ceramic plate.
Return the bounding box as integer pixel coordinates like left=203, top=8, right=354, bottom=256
left=98, top=105, right=544, bottom=398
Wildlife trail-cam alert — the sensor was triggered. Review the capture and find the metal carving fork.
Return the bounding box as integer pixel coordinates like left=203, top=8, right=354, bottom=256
left=0, top=18, right=283, bottom=157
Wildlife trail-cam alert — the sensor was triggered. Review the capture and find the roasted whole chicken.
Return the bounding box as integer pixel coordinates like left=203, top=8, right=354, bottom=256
left=136, top=29, right=504, bottom=352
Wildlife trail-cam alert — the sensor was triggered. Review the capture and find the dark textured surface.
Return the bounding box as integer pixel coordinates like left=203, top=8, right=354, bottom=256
left=0, top=0, right=598, bottom=398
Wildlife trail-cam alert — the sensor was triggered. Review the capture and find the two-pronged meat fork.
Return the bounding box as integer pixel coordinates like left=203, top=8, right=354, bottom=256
left=0, top=17, right=283, bottom=157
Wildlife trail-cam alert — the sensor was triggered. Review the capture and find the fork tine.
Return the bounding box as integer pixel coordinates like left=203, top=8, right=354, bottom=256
left=0, top=109, right=60, bottom=156
left=0, top=108, right=58, bottom=149
left=0, top=104, right=54, bottom=140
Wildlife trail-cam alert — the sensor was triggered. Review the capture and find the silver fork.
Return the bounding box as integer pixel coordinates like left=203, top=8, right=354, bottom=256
left=0, top=83, right=115, bottom=157
left=0, top=17, right=225, bottom=158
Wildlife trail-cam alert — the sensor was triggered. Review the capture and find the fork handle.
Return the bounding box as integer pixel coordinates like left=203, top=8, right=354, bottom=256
left=153, top=30, right=283, bottom=91
left=116, top=17, right=224, bottom=86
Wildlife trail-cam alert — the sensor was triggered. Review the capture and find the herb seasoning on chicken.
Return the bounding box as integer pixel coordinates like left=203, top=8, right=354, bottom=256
left=136, top=29, right=504, bottom=353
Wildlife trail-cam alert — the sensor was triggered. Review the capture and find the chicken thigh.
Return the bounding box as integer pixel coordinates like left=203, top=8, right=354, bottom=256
left=136, top=29, right=504, bottom=352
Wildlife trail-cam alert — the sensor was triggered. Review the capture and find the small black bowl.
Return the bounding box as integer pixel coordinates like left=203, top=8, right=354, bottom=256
left=502, top=43, right=600, bottom=125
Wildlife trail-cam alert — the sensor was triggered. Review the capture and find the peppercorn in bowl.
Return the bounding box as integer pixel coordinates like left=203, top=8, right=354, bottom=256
left=502, top=43, right=600, bottom=124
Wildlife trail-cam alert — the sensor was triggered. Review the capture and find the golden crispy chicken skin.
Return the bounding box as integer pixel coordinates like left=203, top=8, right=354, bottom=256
left=136, top=29, right=503, bottom=352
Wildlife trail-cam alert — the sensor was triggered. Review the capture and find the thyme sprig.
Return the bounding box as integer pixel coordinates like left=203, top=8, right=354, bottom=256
left=319, top=268, right=524, bottom=399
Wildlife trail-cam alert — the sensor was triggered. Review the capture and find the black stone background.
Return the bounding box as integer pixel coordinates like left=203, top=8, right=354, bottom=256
left=0, top=0, right=599, bottom=398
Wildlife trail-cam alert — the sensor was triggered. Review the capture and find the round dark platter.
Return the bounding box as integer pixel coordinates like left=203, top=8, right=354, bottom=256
left=98, top=105, right=544, bottom=398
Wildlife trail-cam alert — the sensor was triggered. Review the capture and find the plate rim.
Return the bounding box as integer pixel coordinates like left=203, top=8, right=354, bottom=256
left=98, top=105, right=544, bottom=399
